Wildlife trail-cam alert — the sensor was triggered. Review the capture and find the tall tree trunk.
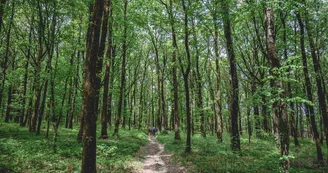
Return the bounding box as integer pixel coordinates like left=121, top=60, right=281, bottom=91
left=113, top=0, right=128, bottom=137
left=296, top=12, right=323, bottom=161
left=192, top=18, right=205, bottom=138
left=265, top=6, right=289, bottom=171
left=214, top=18, right=223, bottom=142
left=68, top=19, right=82, bottom=129
left=169, top=0, right=181, bottom=141
left=1, top=1, right=14, bottom=119
left=48, top=2, right=58, bottom=152
left=5, top=54, right=15, bottom=122
left=95, top=0, right=110, bottom=121
left=108, top=46, right=116, bottom=127
left=181, top=0, right=192, bottom=153
left=221, top=0, right=240, bottom=151
left=81, top=0, right=104, bottom=172
left=20, top=21, right=33, bottom=127
left=100, top=0, right=112, bottom=139
left=30, top=0, right=45, bottom=133
left=161, top=66, right=166, bottom=130
left=280, top=13, right=300, bottom=147
left=302, top=1, right=328, bottom=149
left=139, top=57, right=149, bottom=129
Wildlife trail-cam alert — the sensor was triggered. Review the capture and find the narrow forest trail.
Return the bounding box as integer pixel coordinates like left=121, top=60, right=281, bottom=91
left=134, top=136, right=186, bottom=173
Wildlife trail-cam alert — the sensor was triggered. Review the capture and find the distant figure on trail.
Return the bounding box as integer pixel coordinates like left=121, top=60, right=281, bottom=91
left=148, top=127, right=152, bottom=136
left=152, top=127, right=158, bottom=136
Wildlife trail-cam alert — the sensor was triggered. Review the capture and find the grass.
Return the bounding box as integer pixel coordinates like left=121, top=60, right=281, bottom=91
left=157, top=131, right=328, bottom=173
left=0, top=122, right=148, bottom=173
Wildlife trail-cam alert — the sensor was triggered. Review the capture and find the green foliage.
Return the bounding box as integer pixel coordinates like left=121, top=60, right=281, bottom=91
left=0, top=123, right=148, bottom=173
left=157, top=131, right=328, bottom=173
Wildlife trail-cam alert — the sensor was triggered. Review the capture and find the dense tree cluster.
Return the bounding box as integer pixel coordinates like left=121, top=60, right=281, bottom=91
left=1, top=0, right=328, bottom=172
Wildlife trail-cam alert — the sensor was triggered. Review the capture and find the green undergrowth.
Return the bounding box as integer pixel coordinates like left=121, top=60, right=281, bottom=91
left=157, top=131, right=328, bottom=173
left=0, top=122, right=148, bottom=173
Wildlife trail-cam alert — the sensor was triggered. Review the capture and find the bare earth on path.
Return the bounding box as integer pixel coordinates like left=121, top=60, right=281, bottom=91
left=133, top=135, right=186, bottom=173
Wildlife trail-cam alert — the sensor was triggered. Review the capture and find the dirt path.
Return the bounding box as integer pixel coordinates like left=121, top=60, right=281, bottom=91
left=134, top=136, right=186, bottom=173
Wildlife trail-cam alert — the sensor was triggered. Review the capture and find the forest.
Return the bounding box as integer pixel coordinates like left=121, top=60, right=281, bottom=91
left=0, top=0, right=328, bottom=172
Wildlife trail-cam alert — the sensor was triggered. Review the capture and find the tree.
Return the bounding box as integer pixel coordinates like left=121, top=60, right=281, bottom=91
left=100, top=0, right=112, bottom=139
left=113, top=0, right=129, bottom=137
left=296, top=11, right=323, bottom=161
left=265, top=3, right=289, bottom=171
left=81, top=0, right=104, bottom=172
left=220, top=0, right=240, bottom=151
left=181, top=0, right=192, bottom=153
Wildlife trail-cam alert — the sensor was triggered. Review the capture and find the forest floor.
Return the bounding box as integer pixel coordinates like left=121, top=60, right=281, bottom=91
left=133, top=135, right=186, bottom=173
left=156, top=131, right=328, bottom=173
left=2, top=121, right=328, bottom=173
left=0, top=122, right=149, bottom=173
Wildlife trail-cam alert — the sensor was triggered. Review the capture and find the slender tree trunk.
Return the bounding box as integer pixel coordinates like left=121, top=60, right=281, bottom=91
left=65, top=78, right=73, bottom=128
left=181, top=0, right=192, bottom=153
left=100, top=0, right=112, bottom=139
left=280, top=12, right=300, bottom=147
left=113, top=0, right=128, bottom=137
left=30, top=0, right=45, bottom=133
left=1, top=1, right=14, bottom=119
left=214, top=23, right=223, bottom=142
left=20, top=22, right=33, bottom=126
left=139, top=57, right=149, bottom=129
left=4, top=54, right=15, bottom=122
left=302, top=2, right=328, bottom=149
left=161, top=67, right=166, bottom=130
left=296, top=12, right=323, bottom=161
left=95, top=0, right=110, bottom=121
left=36, top=79, right=48, bottom=135
left=108, top=46, right=116, bottom=127
left=4, top=81, right=12, bottom=122
left=221, top=0, right=240, bottom=151
left=49, top=6, right=58, bottom=153
left=192, top=19, right=205, bottom=138
left=169, top=0, right=181, bottom=141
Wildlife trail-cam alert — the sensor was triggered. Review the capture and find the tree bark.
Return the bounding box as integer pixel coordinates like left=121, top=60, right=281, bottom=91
left=181, top=0, right=192, bottom=153
left=113, top=0, right=128, bottom=137
left=81, top=0, right=104, bottom=172
left=1, top=1, right=14, bottom=120
left=20, top=20, right=33, bottom=126
left=100, top=0, right=112, bottom=139
left=213, top=15, right=223, bottom=142
left=296, top=12, right=323, bottom=161
left=265, top=6, right=289, bottom=171
left=30, top=0, right=45, bottom=132
left=302, top=0, right=328, bottom=149
left=220, top=0, right=240, bottom=151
